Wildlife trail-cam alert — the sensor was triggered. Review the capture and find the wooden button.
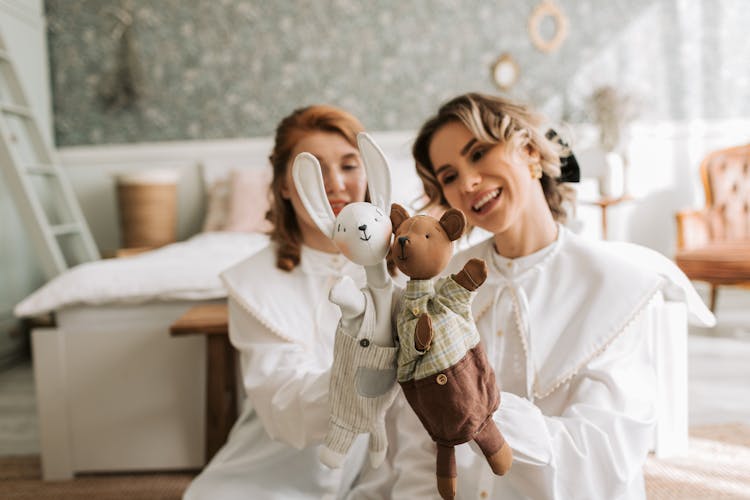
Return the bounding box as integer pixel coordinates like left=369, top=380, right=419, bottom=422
left=480, top=491, right=489, bottom=498
left=436, top=373, right=448, bottom=385
left=496, top=328, right=503, bottom=337
left=360, top=339, right=370, bottom=347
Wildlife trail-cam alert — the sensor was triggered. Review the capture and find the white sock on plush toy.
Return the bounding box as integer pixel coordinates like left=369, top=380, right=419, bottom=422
left=319, top=446, right=346, bottom=469
left=369, top=448, right=386, bottom=468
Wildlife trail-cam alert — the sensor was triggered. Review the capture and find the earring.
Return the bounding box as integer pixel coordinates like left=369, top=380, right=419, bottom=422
left=529, top=163, right=543, bottom=180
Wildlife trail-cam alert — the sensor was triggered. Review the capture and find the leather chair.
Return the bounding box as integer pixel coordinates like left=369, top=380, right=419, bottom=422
left=675, top=144, right=750, bottom=311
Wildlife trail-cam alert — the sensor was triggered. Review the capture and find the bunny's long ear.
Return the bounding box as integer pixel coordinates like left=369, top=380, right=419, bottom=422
left=357, top=132, right=392, bottom=212
left=292, top=152, right=335, bottom=238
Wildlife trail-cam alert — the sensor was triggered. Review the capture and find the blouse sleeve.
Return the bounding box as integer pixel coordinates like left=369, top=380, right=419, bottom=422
left=493, top=293, right=662, bottom=498
left=227, top=297, right=330, bottom=449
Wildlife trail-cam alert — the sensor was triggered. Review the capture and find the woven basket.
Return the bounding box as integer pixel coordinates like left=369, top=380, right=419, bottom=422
left=116, top=170, right=179, bottom=248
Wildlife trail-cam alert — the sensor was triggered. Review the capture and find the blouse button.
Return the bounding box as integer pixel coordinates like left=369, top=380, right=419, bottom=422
left=436, top=373, right=448, bottom=385
left=480, top=491, right=489, bottom=498
left=496, top=328, right=503, bottom=337
left=360, top=339, right=370, bottom=348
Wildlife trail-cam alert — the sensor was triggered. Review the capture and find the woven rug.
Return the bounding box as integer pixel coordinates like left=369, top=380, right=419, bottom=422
left=644, top=423, right=750, bottom=499
left=2, top=424, right=748, bottom=499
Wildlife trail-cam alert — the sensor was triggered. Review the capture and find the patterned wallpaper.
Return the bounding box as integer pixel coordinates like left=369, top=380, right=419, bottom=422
left=46, top=0, right=750, bottom=146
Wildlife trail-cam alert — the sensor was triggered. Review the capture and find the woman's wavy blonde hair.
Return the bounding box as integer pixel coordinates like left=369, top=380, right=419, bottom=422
left=267, top=105, right=364, bottom=271
left=412, top=92, right=574, bottom=222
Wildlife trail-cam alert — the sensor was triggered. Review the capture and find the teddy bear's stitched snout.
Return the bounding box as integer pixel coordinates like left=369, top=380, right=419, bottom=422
left=397, top=235, right=410, bottom=260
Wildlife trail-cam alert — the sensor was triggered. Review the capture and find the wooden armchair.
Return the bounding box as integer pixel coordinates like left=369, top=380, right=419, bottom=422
left=675, top=143, right=750, bottom=311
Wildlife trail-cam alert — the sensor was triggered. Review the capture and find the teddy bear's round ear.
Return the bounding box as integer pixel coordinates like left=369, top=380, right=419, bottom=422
left=439, top=209, right=466, bottom=241
left=390, top=203, right=410, bottom=233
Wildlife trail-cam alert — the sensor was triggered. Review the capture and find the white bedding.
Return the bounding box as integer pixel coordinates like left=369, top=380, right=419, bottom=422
left=15, top=232, right=269, bottom=317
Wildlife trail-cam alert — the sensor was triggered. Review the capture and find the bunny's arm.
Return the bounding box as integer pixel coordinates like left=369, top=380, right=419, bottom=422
left=329, top=276, right=367, bottom=320
left=367, top=268, right=395, bottom=347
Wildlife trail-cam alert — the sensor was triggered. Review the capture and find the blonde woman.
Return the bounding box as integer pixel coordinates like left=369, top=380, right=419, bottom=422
left=397, top=92, right=709, bottom=499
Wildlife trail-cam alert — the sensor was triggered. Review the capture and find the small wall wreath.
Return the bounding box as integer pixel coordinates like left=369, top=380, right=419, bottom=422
left=528, top=0, right=569, bottom=54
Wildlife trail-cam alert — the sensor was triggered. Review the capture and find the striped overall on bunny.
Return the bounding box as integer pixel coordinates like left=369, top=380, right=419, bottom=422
left=322, top=288, right=399, bottom=466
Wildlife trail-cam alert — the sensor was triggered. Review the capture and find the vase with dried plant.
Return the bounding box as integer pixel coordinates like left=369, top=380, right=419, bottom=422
left=586, top=86, right=639, bottom=196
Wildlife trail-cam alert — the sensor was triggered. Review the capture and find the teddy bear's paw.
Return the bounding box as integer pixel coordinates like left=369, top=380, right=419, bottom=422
left=456, top=258, right=488, bottom=291
left=487, top=442, right=513, bottom=476
left=436, top=475, right=457, bottom=500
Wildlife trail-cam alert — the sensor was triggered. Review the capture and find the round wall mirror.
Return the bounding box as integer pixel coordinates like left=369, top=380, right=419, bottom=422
left=490, top=53, right=519, bottom=91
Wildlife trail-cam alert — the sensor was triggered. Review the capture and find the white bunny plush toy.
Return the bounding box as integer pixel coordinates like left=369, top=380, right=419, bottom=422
left=292, top=132, right=399, bottom=469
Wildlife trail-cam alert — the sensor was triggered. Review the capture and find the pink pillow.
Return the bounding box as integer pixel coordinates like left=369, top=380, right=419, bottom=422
left=224, top=168, right=274, bottom=233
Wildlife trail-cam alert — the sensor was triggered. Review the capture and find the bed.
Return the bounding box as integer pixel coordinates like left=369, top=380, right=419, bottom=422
left=16, top=232, right=270, bottom=479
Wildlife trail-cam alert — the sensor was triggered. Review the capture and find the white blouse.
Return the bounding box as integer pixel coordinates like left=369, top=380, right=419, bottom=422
left=185, top=244, right=368, bottom=500
left=391, top=227, right=670, bottom=500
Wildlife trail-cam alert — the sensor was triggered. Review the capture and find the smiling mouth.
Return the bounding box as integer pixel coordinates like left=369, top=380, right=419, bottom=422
left=330, top=201, right=347, bottom=215
left=359, top=233, right=371, bottom=241
left=472, top=188, right=502, bottom=212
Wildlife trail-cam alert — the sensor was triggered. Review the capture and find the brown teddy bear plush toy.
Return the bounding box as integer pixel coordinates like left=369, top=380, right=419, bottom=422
left=389, top=203, right=513, bottom=500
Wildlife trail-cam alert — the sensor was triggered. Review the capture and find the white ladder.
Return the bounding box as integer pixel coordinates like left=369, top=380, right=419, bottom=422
left=0, top=30, right=99, bottom=278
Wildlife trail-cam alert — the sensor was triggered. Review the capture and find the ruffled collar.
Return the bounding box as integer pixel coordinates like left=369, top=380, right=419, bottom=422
left=450, top=226, right=664, bottom=400
left=221, top=243, right=365, bottom=347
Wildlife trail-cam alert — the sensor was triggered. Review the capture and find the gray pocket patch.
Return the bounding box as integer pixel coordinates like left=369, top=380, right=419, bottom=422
left=356, top=367, right=397, bottom=397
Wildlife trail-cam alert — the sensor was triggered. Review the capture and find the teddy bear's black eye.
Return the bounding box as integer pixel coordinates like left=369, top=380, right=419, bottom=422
left=425, top=233, right=430, bottom=239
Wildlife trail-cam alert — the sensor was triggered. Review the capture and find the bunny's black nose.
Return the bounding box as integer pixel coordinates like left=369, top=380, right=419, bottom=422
left=358, top=224, right=367, bottom=231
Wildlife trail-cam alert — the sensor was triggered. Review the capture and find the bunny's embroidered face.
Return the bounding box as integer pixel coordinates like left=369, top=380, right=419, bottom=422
left=292, top=132, right=394, bottom=268
left=333, top=203, right=392, bottom=266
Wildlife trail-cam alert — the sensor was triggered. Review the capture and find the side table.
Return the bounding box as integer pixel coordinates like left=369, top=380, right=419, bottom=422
left=170, top=302, right=236, bottom=464
left=579, top=195, right=633, bottom=240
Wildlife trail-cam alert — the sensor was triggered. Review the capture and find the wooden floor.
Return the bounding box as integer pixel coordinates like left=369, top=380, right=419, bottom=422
left=1, top=287, right=749, bottom=457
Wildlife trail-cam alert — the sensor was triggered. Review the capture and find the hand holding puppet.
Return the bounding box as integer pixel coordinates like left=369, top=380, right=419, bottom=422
left=389, top=204, right=513, bottom=500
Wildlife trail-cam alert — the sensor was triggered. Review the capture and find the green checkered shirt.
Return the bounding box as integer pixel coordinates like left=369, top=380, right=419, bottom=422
left=396, top=276, right=480, bottom=382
